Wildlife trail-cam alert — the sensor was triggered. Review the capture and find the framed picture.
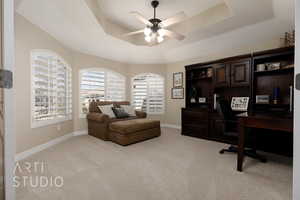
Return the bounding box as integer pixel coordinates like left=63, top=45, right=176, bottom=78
left=173, top=72, right=183, bottom=88
left=172, top=88, right=184, bottom=99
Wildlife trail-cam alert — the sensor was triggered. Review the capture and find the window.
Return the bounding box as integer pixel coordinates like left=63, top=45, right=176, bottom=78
left=31, top=50, right=72, bottom=128
left=132, top=73, right=165, bottom=114
left=79, top=68, right=126, bottom=116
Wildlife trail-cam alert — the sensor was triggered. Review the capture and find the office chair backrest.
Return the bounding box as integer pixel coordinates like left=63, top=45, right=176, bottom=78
left=217, top=99, right=236, bottom=121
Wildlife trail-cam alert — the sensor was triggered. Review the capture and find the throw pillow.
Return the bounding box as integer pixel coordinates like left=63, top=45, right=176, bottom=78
left=121, top=105, right=136, bottom=116
left=98, top=105, right=115, bottom=118
left=112, top=107, right=130, bottom=118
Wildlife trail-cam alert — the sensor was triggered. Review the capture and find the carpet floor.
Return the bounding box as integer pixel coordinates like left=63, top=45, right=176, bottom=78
left=16, top=128, right=292, bottom=200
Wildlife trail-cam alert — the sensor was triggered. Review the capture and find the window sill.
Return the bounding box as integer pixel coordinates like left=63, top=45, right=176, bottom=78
left=146, top=112, right=165, bottom=115
left=79, top=114, right=87, bottom=119
left=31, top=117, right=72, bottom=129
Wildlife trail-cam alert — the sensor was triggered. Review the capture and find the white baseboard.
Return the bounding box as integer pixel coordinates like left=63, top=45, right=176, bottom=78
left=72, top=130, right=88, bottom=136
left=161, top=124, right=181, bottom=130
left=15, top=130, right=88, bottom=162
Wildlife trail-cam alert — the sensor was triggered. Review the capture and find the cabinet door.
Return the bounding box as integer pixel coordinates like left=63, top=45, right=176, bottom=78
left=181, top=109, right=209, bottom=138
left=182, top=123, right=209, bottom=138
left=230, top=60, right=250, bottom=87
left=214, top=64, right=230, bottom=88
left=210, top=119, right=224, bottom=139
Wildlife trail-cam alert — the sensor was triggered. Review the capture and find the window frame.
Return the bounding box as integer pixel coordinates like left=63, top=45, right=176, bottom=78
left=31, top=49, right=72, bottom=128
left=131, top=73, right=165, bottom=115
left=79, top=68, right=126, bottom=118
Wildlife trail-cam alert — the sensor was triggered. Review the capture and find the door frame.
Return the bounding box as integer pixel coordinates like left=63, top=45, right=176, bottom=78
left=294, top=1, right=300, bottom=200
left=2, top=0, right=15, bottom=199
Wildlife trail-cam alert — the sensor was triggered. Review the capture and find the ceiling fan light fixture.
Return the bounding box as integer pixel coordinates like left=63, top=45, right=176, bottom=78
left=144, top=27, right=152, bottom=36
left=145, top=35, right=152, bottom=43
left=157, top=35, right=164, bottom=43
left=158, top=28, right=166, bottom=37
left=125, top=0, right=186, bottom=45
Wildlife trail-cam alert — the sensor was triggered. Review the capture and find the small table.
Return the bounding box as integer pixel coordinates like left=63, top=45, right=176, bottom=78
left=236, top=112, right=293, bottom=172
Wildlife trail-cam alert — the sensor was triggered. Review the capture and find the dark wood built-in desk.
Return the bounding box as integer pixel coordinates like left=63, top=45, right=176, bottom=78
left=236, top=112, right=293, bottom=172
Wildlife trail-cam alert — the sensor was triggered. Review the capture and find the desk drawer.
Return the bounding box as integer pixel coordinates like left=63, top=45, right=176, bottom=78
left=242, top=118, right=293, bottom=132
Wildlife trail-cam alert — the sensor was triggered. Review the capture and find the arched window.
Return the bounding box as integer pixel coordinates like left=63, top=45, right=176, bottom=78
left=79, top=68, right=126, bottom=116
left=132, top=73, right=165, bottom=114
left=31, top=50, right=72, bottom=128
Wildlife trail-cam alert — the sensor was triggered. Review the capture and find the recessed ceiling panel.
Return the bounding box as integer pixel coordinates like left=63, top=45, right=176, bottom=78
left=98, top=0, right=223, bottom=30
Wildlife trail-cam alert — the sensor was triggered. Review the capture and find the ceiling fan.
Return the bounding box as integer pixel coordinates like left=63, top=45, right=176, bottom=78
left=123, top=0, right=186, bottom=44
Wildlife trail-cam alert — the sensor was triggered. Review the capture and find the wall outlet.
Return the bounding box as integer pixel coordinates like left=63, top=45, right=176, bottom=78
left=57, top=125, right=61, bottom=131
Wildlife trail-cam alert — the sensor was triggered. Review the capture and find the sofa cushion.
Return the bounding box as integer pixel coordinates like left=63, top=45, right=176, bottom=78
left=112, top=107, right=129, bottom=118
left=89, top=100, right=130, bottom=113
left=98, top=105, right=115, bottom=118
left=121, top=105, right=136, bottom=117
left=109, top=119, right=160, bottom=134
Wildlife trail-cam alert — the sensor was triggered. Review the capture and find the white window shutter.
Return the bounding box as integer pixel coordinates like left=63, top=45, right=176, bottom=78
left=106, top=72, right=126, bottom=101
left=132, top=75, right=148, bottom=111
left=79, top=70, right=126, bottom=116
left=147, top=75, right=164, bottom=114
left=132, top=74, right=164, bottom=114
left=32, top=51, right=72, bottom=128
left=80, top=71, right=105, bottom=115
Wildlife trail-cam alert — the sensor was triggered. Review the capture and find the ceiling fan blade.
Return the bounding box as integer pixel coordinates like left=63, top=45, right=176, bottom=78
left=160, top=12, right=187, bottom=27
left=130, top=11, right=152, bottom=26
left=164, top=29, right=185, bottom=41
left=123, top=29, right=144, bottom=37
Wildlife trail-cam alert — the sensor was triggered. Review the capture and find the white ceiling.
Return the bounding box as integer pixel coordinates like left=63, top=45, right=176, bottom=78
left=16, top=0, right=294, bottom=64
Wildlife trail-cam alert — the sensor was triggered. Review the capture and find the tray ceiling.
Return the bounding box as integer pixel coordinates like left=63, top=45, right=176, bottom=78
left=16, top=0, right=294, bottom=64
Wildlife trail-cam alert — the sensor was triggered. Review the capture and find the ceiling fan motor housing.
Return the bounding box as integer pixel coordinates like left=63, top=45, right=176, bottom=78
left=149, top=18, right=161, bottom=32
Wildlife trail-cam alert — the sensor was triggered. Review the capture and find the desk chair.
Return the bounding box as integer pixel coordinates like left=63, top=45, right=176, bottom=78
left=217, top=99, right=266, bottom=162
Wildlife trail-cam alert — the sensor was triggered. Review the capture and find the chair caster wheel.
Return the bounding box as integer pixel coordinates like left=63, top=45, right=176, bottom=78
left=261, top=158, right=267, bottom=163
left=219, top=150, right=225, bottom=154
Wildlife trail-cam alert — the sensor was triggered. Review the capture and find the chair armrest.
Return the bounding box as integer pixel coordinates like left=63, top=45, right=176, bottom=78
left=135, top=110, right=147, bottom=118
left=87, top=113, right=109, bottom=123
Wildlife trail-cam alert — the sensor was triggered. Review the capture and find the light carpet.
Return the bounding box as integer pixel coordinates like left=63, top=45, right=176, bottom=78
left=16, top=128, right=292, bottom=200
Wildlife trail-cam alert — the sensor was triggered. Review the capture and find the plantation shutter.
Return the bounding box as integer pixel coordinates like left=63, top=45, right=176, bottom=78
left=79, top=70, right=126, bottom=115
left=32, top=54, right=51, bottom=121
left=32, top=51, right=72, bottom=127
left=132, top=74, right=164, bottom=114
left=132, top=75, right=148, bottom=111
left=80, top=71, right=105, bottom=114
left=148, top=75, right=164, bottom=114
left=106, top=72, right=126, bottom=101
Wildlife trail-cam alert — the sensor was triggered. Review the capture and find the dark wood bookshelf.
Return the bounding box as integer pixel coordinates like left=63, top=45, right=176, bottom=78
left=183, top=46, right=294, bottom=156
left=254, top=67, right=294, bottom=75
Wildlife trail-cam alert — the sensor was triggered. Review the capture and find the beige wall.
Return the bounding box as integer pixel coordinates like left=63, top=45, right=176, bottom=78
left=164, top=39, right=282, bottom=126
left=15, top=14, right=74, bottom=153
